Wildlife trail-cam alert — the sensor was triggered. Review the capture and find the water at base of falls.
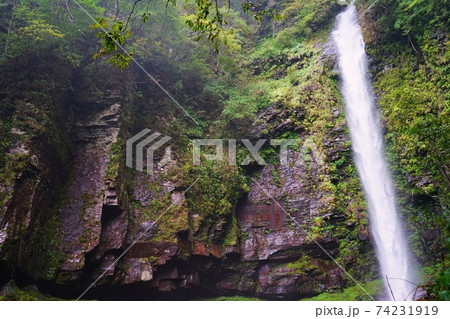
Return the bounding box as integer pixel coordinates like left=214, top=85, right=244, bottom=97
left=332, top=4, right=417, bottom=300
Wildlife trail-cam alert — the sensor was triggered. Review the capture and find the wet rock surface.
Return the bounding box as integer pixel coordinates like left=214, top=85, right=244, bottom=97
left=0, top=36, right=376, bottom=301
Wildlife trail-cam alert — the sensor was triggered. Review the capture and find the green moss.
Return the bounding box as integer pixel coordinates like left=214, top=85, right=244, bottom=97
left=223, top=215, right=239, bottom=246
left=376, top=54, right=449, bottom=203
left=287, top=255, right=317, bottom=275
left=201, top=296, right=262, bottom=301
left=364, top=9, right=449, bottom=269
left=0, top=119, right=12, bottom=171
left=302, top=279, right=384, bottom=301
left=183, top=159, right=248, bottom=243
left=311, top=217, right=325, bottom=239
left=104, top=138, right=123, bottom=182
left=0, top=282, right=65, bottom=301
left=240, top=231, right=249, bottom=241
left=270, top=168, right=281, bottom=186
left=20, top=212, right=64, bottom=280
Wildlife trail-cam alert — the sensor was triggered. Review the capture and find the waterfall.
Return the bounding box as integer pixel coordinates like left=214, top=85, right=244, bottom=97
left=332, top=4, right=416, bottom=300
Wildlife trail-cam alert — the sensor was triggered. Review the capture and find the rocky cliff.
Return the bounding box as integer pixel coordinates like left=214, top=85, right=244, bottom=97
left=1, top=0, right=446, bottom=300
left=0, top=37, right=379, bottom=302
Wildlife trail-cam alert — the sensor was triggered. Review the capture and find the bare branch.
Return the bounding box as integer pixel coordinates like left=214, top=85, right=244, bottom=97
left=408, top=33, right=419, bottom=54
left=385, top=275, right=396, bottom=301
left=124, top=0, right=142, bottom=31
left=65, top=0, right=75, bottom=22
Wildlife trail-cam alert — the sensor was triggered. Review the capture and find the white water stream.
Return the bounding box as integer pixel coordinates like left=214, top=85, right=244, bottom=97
left=332, top=4, right=416, bottom=300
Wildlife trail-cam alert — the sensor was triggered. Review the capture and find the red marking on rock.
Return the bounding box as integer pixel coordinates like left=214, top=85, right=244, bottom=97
left=237, top=201, right=287, bottom=229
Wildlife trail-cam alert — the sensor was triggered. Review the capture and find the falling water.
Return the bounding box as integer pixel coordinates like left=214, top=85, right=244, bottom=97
left=332, top=4, right=416, bottom=300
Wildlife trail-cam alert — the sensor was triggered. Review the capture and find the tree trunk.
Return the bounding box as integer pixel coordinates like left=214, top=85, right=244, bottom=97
left=4, top=0, right=17, bottom=57
left=114, top=0, right=120, bottom=20
left=65, top=0, right=75, bottom=22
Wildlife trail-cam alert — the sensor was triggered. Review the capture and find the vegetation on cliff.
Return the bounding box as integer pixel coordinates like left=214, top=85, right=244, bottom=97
left=0, top=0, right=448, bottom=300
left=360, top=0, right=449, bottom=300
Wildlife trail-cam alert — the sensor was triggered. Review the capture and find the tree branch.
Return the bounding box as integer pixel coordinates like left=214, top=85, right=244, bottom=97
left=386, top=275, right=396, bottom=301
left=408, top=33, right=419, bottom=54
left=124, top=0, right=142, bottom=31
left=64, top=0, right=75, bottom=22
left=4, top=0, right=18, bottom=58
left=113, top=0, right=120, bottom=20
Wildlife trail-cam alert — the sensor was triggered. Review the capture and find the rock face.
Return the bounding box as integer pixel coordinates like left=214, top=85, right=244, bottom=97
left=59, top=100, right=122, bottom=273
left=0, top=100, right=373, bottom=300
left=82, top=142, right=354, bottom=300
left=205, top=148, right=348, bottom=298
left=0, top=16, right=377, bottom=299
